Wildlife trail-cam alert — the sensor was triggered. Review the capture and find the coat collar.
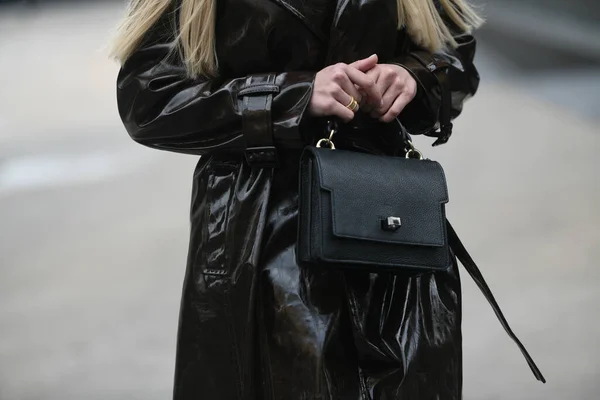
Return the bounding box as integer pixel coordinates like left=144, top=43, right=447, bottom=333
left=268, top=0, right=334, bottom=42
left=271, top=0, right=400, bottom=64
left=328, top=0, right=399, bottom=63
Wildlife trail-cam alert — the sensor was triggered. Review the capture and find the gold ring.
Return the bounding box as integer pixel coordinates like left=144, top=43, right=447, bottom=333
left=345, top=97, right=359, bottom=112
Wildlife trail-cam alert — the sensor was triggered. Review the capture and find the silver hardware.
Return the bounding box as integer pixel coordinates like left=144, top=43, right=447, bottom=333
left=382, top=216, right=402, bottom=231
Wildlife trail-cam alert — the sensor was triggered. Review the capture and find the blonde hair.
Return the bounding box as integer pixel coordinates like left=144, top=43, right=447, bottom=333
left=398, top=0, right=483, bottom=51
left=110, top=0, right=483, bottom=78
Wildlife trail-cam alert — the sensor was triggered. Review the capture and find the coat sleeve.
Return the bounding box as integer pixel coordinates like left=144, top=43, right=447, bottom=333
left=116, top=18, right=315, bottom=163
left=392, top=23, right=480, bottom=145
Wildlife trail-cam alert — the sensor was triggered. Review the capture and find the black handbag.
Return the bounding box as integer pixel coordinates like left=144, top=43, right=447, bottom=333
left=298, top=133, right=449, bottom=273
left=297, top=121, right=546, bottom=383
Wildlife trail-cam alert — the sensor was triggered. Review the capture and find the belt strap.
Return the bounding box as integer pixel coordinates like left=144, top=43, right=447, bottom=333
left=408, top=52, right=453, bottom=146
left=239, top=75, right=280, bottom=168
left=431, top=75, right=452, bottom=147
left=447, top=221, right=547, bottom=383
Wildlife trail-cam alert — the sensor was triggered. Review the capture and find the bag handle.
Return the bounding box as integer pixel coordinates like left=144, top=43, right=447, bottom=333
left=447, top=221, right=547, bottom=383
left=317, top=119, right=424, bottom=160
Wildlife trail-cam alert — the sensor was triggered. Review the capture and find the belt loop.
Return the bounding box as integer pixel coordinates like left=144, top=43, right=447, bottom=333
left=239, top=74, right=279, bottom=168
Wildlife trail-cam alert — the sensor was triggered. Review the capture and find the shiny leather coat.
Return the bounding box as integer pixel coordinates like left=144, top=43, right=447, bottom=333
left=117, top=0, right=479, bottom=398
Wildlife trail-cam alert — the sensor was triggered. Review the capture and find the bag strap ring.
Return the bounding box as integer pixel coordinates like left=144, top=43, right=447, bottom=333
left=405, top=140, right=423, bottom=160
left=316, top=121, right=337, bottom=149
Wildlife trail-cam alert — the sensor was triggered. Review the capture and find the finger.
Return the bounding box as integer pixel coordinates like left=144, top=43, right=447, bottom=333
left=338, top=82, right=363, bottom=111
left=310, top=95, right=355, bottom=121
left=350, top=54, right=378, bottom=72
left=362, top=68, right=382, bottom=111
left=331, top=74, right=363, bottom=110
left=344, top=66, right=382, bottom=105
left=333, top=91, right=360, bottom=114
left=331, top=64, right=364, bottom=105
left=329, top=101, right=356, bottom=122
left=329, top=83, right=361, bottom=112
left=366, top=67, right=381, bottom=82
left=371, top=80, right=399, bottom=117
left=355, top=87, right=370, bottom=109
left=380, top=91, right=413, bottom=123
left=360, top=90, right=374, bottom=112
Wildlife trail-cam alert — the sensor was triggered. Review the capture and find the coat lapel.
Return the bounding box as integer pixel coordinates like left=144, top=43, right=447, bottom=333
left=270, top=0, right=400, bottom=64
left=326, top=0, right=399, bottom=64
left=268, top=0, right=333, bottom=43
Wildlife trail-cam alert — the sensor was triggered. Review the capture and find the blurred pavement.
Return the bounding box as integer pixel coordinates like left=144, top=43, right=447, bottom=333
left=0, top=3, right=598, bottom=400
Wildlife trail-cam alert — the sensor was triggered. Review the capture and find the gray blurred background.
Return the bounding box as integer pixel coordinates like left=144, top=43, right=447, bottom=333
left=0, top=1, right=598, bottom=399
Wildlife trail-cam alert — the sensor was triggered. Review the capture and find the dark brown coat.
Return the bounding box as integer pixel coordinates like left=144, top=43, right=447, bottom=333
left=117, top=0, right=479, bottom=397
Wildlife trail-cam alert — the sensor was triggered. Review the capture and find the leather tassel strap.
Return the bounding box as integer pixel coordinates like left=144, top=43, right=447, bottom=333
left=447, top=221, right=547, bottom=383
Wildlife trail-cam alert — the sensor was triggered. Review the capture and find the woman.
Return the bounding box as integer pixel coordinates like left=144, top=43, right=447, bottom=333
left=112, top=0, right=482, bottom=398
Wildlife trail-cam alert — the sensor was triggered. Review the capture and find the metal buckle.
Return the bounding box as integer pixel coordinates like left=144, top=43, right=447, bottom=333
left=245, top=146, right=279, bottom=168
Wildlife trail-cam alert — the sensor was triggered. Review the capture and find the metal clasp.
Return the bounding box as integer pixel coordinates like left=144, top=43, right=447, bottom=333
left=382, top=216, right=402, bottom=231
left=405, top=140, right=423, bottom=160
left=316, top=124, right=336, bottom=149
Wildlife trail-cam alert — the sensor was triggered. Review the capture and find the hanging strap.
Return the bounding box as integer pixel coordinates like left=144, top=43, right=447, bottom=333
left=447, top=221, right=547, bottom=383
left=431, top=78, right=453, bottom=147
left=405, top=53, right=453, bottom=147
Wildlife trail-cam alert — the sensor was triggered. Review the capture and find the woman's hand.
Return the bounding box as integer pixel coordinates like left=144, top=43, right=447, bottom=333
left=362, top=64, right=417, bottom=123
left=308, top=55, right=382, bottom=122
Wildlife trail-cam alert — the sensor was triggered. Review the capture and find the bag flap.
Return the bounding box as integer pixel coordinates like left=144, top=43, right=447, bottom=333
left=310, top=147, right=449, bottom=247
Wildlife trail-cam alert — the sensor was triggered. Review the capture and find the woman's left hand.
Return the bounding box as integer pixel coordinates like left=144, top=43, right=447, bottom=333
left=361, top=64, right=418, bottom=123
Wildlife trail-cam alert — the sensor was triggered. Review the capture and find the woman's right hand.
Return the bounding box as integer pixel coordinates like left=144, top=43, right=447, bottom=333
left=308, top=55, right=382, bottom=122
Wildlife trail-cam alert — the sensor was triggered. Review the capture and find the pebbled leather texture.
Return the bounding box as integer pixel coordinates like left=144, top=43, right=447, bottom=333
left=298, top=146, right=451, bottom=272
left=115, top=0, right=482, bottom=398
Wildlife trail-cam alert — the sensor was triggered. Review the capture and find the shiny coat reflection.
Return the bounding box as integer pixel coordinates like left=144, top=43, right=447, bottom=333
left=116, top=0, right=480, bottom=398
